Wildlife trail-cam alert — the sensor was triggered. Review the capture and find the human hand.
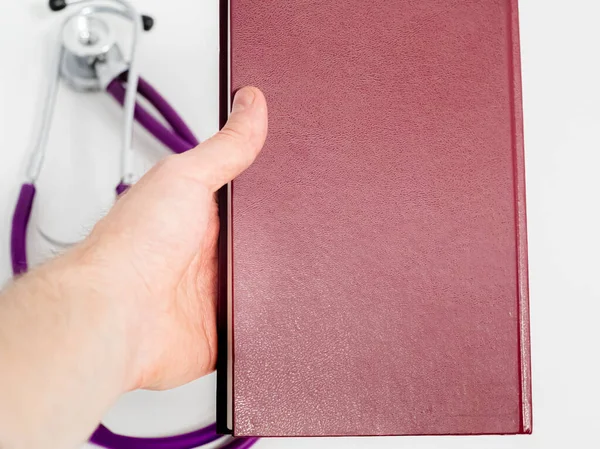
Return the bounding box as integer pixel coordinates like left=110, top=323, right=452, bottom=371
left=0, top=86, right=267, bottom=449
left=70, top=86, right=268, bottom=391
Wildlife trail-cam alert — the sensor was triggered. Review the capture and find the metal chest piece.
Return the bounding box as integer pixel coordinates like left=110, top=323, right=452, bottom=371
left=60, top=12, right=128, bottom=91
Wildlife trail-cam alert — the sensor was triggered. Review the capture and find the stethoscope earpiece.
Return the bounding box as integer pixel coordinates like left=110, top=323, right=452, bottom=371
left=49, top=0, right=67, bottom=11
left=142, top=14, right=154, bottom=31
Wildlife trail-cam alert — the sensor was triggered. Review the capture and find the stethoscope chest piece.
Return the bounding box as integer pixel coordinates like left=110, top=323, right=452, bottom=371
left=60, top=12, right=127, bottom=91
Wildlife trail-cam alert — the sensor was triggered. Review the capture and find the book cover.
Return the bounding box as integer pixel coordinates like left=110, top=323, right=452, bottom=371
left=217, top=0, right=531, bottom=437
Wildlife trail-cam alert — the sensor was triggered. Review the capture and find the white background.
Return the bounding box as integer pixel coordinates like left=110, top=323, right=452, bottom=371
left=1, top=1, right=599, bottom=448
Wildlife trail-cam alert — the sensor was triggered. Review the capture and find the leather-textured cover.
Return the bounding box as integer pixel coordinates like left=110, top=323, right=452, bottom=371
left=223, top=0, right=531, bottom=437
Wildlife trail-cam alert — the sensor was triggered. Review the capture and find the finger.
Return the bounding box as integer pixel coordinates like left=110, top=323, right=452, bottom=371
left=177, top=86, right=268, bottom=191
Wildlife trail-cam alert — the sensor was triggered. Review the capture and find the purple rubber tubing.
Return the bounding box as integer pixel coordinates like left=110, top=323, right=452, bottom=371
left=10, top=76, right=258, bottom=449
left=222, top=438, right=259, bottom=449
left=10, top=183, right=36, bottom=276
left=116, top=182, right=131, bottom=196
left=135, top=75, right=199, bottom=147
left=106, top=80, right=194, bottom=155
left=90, top=424, right=222, bottom=449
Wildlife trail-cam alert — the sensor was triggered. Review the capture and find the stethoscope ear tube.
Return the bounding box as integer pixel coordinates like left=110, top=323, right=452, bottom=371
left=107, top=74, right=198, bottom=155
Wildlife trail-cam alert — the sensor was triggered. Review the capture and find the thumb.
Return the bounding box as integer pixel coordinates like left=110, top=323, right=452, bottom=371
left=177, top=86, right=268, bottom=192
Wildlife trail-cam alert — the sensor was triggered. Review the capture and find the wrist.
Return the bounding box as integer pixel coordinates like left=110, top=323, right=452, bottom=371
left=45, top=244, right=143, bottom=393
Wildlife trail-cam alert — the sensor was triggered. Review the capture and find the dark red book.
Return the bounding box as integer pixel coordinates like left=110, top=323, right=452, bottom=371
left=217, top=0, right=531, bottom=437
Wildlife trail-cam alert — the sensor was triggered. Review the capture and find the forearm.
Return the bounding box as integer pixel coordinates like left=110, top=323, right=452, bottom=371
left=0, top=248, right=134, bottom=449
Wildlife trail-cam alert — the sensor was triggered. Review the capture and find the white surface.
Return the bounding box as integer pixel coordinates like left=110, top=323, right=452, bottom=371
left=0, top=1, right=599, bottom=448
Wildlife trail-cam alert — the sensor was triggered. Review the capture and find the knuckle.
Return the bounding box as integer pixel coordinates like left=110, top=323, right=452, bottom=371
left=220, top=127, right=259, bottom=163
left=219, top=123, right=249, bottom=146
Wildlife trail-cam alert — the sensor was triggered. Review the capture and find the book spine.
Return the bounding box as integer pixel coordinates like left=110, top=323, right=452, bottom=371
left=216, top=0, right=232, bottom=435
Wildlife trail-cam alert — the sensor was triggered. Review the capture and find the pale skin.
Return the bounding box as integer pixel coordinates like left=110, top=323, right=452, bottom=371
left=0, top=87, right=268, bottom=449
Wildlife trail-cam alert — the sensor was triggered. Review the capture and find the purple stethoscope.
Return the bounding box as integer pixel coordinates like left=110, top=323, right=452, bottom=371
left=10, top=1, right=256, bottom=448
